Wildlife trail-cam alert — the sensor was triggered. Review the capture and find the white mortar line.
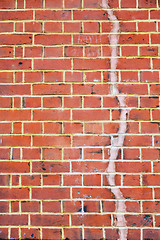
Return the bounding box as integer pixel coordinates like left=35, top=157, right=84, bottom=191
left=101, top=1, right=128, bottom=239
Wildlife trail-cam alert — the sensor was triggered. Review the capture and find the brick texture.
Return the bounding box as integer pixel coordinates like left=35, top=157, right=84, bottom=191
left=0, top=0, right=160, bottom=239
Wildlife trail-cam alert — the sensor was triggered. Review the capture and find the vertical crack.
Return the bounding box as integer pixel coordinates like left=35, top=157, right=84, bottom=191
left=101, top=0, right=128, bottom=239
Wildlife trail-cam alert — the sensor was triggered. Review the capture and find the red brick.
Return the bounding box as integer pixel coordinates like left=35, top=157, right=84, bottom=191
left=32, top=188, right=69, bottom=200
left=63, top=148, right=81, bottom=160
left=36, top=10, right=71, bottom=20
left=0, top=110, right=30, bottom=121
left=123, top=175, right=140, bottom=186
left=0, top=136, right=31, bottom=147
left=45, top=0, right=63, bottom=8
left=32, top=161, right=69, bottom=173
left=117, top=58, right=150, bottom=70
left=42, top=229, right=61, bottom=240
left=0, top=10, right=32, bottom=20
left=21, top=201, right=40, bottom=212
left=73, top=84, right=109, bottom=95
left=31, top=214, right=69, bottom=226
left=64, top=122, right=83, bottom=134
left=0, top=0, right=15, bottom=8
left=25, top=47, right=42, bottom=58
left=0, top=188, right=29, bottom=199
left=34, top=59, right=71, bottom=70
left=139, top=0, right=156, bottom=8
left=117, top=162, right=151, bottom=173
left=0, top=201, right=9, bottom=212
left=65, top=46, right=83, bottom=57
left=129, top=109, right=150, bottom=121
left=121, top=188, right=152, bottom=200
left=21, top=228, right=40, bottom=239
left=63, top=174, right=82, bottom=186
left=116, top=10, right=148, bottom=20
left=73, top=34, right=109, bottom=45
left=140, top=46, right=158, bottom=56
left=64, top=228, right=82, bottom=240
left=44, top=72, right=63, bottom=82
left=124, top=136, right=152, bottom=146
left=142, top=148, right=159, bottom=160
left=44, top=22, right=62, bottom=33
left=43, top=148, right=62, bottom=160
left=64, top=22, right=82, bottom=33
left=84, top=22, right=100, bottom=33
left=72, top=214, right=111, bottom=226
left=73, top=136, right=110, bottom=147
left=25, top=22, right=42, bottom=32
left=42, top=201, right=61, bottom=213
left=121, top=0, right=136, bottom=7
left=143, top=229, right=160, bottom=240
left=33, top=84, right=71, bottom=95
left=26, top=0, right=43, bottom=8
left=73, top=109, right=109, bottom=121
left=63, top=200, right=81, bottom=212
left=44, top=122, right=62, bottom=134
left=43, top=175, right=61, bottom=185
left=0, top=59, right=31, bottom=70
left=72, top=161, right=107, bottom=173
left=85, top=123, right=103, bottom=134
left=0, top=175, right=10, bottom=186
left=72, top=188, right=113, bottom=199
left=84, top=228, right=103, bottom=239
left=0, top=215, right=27, bottom=226
left=24, top=122, right=42, bottom=134
left=84, top=174, right=101, bottom=186
left=64, top=96, right=82, bottom=108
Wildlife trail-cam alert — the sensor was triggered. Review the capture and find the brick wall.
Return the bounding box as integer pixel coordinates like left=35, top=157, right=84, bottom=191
left=0, top=0, right=160, bottom=239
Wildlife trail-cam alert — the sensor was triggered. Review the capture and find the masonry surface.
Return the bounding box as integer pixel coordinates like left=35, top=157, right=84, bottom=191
left=0, top=0, right=160, bottom=239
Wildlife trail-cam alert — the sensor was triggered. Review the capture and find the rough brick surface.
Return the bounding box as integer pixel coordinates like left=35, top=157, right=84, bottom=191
left=0, top=0, right=160, bottom=239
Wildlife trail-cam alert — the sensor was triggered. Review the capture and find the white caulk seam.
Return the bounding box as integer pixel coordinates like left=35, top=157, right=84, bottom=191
left=101, top=1, right=128, bottom=239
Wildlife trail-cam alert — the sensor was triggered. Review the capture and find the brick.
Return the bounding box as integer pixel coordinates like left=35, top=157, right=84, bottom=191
left=140, top=71, right=159, bottom=82
left=64, top=123, right=83, bottom=134
left=125, top=214, right=153, bottom=227
left=0, top=59, right=31, bottom=70
left=0, top=188, right=29, bottom=199
left=73, top=136, right=110, bottom=147
left=123, top=175, right=140, bottom=186
left=117, top=162, right=151, bottom=173
left=140, top=46, right=158, bottom=56
left=129, top=109, right=150, bottom=120
left=64, top=96, right=82, bottom=108
left=36, top=10, right=71, bottom=20
left=119, top=34, right=149, bottom=44
left=0, top=47, right=13, bottom=57
left=45, top=47, right=63, bottom=57
left=34, top=59, right=71, bottom=70
left=139, top=0, right=156, bottom=8
left=0, top=162, right=29, bottom=173
left=44, top=72, right=63, bottom=82
left=0, top=215, right=28, bottom=226
left=31, top=214, right=69, bottom=226
left=72, top=214, right=111, bottom=226
left=42, top=201, right=61, bottom=213
left=84, top=22, right=100, bottom=33
left=73, top=110, right=109, bottom=121
left=64, top=22, right=82, bottom=33
left=45, top=0, right=63, bottom=8
left=32, top=188, right=70, bottom=199
left=63, top=200, right=81, bottom=212
left=117, top=58, right=150, bottom=70
left=0, top=201, right=9, bottom=212
left=121, top=188, right=152, bottom=200
left=21, top=229, right=40, bottom=239
left=25, top=22, right=42, bottom=33
left=0, top=136, right=31, bottom=147
left=84, top=174, right=101, bottom=186
left=44, top=122, right=62, bottom=134
left=0, top=110, right=30, bottom=121
left=63, top=148, right=81, bottom=160
left=43, top=148, right=62, bottom=160
left=33, top=84, right=71, bottom=95
left=42, top=229, right=61, bottom=240
left=124, top=136, right=152, bottom=146
left=73, top=84, right=109, bottom=95
left=0, top=175, right=10, bottom=186
left=84, top=148, right=103, bottom=160
left=138, top=21, right=156, bottom=32
left=44, top=22, right=62, bottom=33
left=33, top=109, right=70, bottom=121
left=72, top=161, right=107, bottom=173
left=43, top=97, right=62, bottom=108
left=85, top=123, right=103, bottom=134
left=24, top=122, right=42, bottom=134
left=84, top=229, right=103, bottom=239
left=64, top=228, right=82, bottom=240
left=32, top=161, right=69, bottom=173
left=121, top=0, right=136, bottom=7
left=43, top=175, right=61, bottom=185
left=63, top=174, right=82, bottom=186
left=0, top=0, right=15, bottom=8
left=65, top=46, right=83, bottom=57
left=73, top=34, right=109, bottom=45
left=0, top=10, right=32, bottom=20
left=25, top=47, right=43, bottom=58
left=21, top=201, right=40, bottom=212
left=26, top=0, right=43, bottom=8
